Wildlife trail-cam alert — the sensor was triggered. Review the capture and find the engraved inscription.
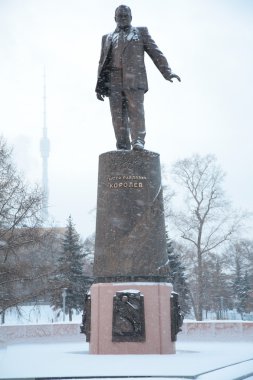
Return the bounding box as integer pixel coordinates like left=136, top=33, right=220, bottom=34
left=109, top=182, right=143, bottom=189
left=108, top=175, right=147, bottom=189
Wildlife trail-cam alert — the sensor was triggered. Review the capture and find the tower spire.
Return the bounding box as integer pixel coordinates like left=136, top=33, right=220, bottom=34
left=40, top=67, right=50, bottom=222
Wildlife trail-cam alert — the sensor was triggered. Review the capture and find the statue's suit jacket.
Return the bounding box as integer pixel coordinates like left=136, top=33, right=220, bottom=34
left=95, top=26, right=171, bottom=96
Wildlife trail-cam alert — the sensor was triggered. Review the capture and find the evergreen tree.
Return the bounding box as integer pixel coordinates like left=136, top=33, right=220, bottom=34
left=202, top=254, right=232, bottom=319
left=225, top=240, right=253, bottom=317
left=234, top=269, right=250, bottom=319
left=50, top=216, right=88, bottom=321
left=83, top=233, right=95, bottom=264
left=166, top=235, right=191, bottom=315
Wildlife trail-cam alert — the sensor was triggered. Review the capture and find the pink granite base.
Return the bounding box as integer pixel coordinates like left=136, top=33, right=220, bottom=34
left=89, top=282, right=175, bottom=355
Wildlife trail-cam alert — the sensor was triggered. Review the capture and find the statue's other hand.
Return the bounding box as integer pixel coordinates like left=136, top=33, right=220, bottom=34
left=96, top=93, right=105, bottom=101
left=167, top=73, right=181, bottom=83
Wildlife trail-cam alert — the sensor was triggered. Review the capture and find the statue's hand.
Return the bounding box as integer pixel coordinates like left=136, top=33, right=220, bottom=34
left=167, top=73, right=181, bottom=83
left=96, top=93, right=105, bottom=101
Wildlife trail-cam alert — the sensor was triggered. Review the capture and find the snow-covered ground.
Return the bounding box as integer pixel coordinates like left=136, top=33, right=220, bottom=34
left=3, top=304, right=82, bottom=325
left=0, top=336, right=253, bottom=380
left=1, top=306, right=253, bottom=379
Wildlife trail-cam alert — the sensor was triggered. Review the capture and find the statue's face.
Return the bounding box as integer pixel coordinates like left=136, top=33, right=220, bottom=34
left=115, top=7, right=132, bottom=28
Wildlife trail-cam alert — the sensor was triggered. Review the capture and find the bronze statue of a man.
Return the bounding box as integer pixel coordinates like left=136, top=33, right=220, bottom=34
left=96, top=5, right=180, bottom=151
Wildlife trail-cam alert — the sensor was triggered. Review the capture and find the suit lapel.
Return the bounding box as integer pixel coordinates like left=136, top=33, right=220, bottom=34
left=102, top=27, right=139, bottom=63
left=126, top=27, right=139, bottom=42
left=124, top=27, right=139, bottom=52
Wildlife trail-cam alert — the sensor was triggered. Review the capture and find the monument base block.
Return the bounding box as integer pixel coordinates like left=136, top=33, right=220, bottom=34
left=89, top=282, right=175, bottom=355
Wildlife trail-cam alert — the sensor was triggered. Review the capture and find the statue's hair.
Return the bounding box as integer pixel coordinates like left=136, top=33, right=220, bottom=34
left=115, top=5, right=132, bottom=17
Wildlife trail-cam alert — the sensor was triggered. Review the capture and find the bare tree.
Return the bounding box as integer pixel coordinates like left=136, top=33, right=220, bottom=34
left=168, top=154, right=247, bottom=320
left=0, top=137, right=47, bottom=321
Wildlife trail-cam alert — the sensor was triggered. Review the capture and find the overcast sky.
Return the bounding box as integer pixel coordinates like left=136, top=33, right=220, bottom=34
left=0, top=0, right=252, bottom=238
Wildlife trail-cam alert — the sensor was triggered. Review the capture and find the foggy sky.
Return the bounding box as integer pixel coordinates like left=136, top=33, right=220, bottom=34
left=0, top=0, right=252, bottom=238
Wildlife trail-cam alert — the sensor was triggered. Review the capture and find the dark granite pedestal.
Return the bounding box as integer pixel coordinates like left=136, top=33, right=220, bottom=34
left=88, top=150, right=176, bottom=354
left=93, top=150, right=168, bottom=281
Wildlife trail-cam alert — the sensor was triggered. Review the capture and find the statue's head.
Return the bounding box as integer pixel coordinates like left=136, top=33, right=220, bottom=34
left=115, top=5, right=132, bottom=28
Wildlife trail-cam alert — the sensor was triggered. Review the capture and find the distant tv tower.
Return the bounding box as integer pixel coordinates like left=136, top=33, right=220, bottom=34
left=40, top=68, right=50, bottom=222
